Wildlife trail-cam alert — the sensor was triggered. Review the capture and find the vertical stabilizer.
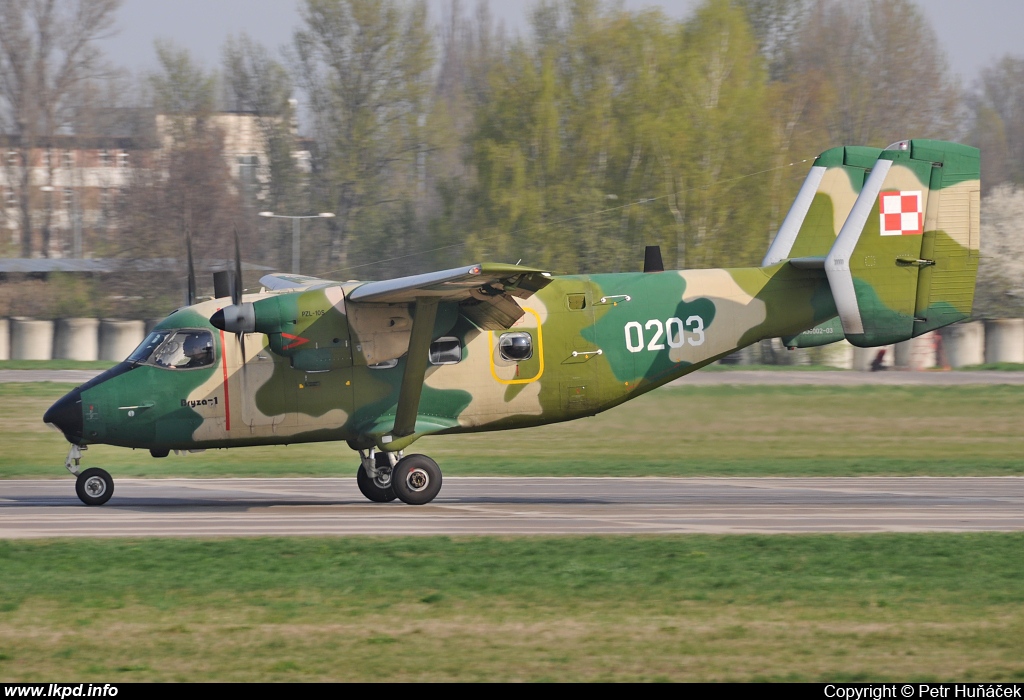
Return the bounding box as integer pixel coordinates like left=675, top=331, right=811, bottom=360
left=824, top=140, right=980, bottom=347
left=762, top=146, right=882, bottom=266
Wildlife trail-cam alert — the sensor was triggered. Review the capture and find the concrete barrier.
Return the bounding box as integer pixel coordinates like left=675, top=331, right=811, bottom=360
left=940, top=321, right=985, bottom=368
left=984, top=319, right=1024, bottom=364
left=99, top=319, right=145, bottom=362
left=894, top=332, right=938, bottom=371
left=0, top=318, right=8, bottom=360
left=816, top=339, right=855, bottom=369
left=53, top=318, right=100, bottom=361
left=10, top=318, right=55, bottom=360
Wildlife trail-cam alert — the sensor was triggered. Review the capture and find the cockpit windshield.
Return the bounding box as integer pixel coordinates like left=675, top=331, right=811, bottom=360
left=127, top=331, right=170, bottom=364
left=127, top=330, right=216, bottom=369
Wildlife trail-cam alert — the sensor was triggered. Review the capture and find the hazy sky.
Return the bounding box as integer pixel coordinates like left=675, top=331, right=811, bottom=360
left=98, top=0, right=1023, bottom=88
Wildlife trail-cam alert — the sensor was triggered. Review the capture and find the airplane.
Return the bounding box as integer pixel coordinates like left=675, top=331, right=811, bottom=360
left=43, top=139, right=980, bottom=506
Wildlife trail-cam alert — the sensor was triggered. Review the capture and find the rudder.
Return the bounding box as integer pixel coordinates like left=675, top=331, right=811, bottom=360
left=823, top=140, right=980, bottom=347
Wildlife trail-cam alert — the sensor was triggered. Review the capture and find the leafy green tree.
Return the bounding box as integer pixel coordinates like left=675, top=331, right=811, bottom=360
left=668, top=0, right=773, bottom=268
left=291, top=0, right=434, bottom=275
left=463, top=0, right=774, bottom=272
left=149, top=40, right=217, bottom=130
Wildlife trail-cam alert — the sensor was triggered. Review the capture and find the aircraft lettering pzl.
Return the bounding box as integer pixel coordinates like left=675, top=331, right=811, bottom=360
left=44, top=139, right=981, bottom=506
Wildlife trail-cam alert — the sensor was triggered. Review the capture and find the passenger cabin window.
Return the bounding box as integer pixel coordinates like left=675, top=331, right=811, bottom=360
left=429, top=337, right=462, bottom=365
left=498, top=332, right=533, bottom=361
left=130, top=330, right=215, bottom=369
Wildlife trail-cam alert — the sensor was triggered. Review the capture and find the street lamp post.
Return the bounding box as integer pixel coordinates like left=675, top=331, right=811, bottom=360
left=258, top=211, right=335, bottom=274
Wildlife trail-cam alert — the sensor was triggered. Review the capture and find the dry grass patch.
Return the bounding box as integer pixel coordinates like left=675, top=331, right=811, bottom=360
left=1, top=535, right=1023, bottom=681
left=3, top=603, right=1024, bottom=682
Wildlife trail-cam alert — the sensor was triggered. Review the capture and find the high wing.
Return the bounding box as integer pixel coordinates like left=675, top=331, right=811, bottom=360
left=256, top=263, right=553, bottom=444
left=348, top=262, right=549, bottom=302
left=261, top=262, right=553, bottom=330
left=259, top=273, right=338, bottom=291
left=348, top=263, right=552, bottom=330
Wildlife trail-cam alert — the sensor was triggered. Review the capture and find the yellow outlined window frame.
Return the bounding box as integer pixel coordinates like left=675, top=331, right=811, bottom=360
left=487, top=308, right=544, bottom=385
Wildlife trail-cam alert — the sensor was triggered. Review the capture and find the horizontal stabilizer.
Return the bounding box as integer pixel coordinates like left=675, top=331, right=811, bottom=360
left=783, top=317, right=844, bottom=348
left=788, top=257, right=826, bottom=270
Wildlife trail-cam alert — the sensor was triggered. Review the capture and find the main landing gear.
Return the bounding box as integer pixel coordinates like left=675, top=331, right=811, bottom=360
left=358, top=449, right=442, bottom=505
left=66, top=445, right=114, bottom=506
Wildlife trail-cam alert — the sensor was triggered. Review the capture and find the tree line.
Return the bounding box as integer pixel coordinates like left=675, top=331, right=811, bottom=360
left=1, top=0, right=1022, bottom=317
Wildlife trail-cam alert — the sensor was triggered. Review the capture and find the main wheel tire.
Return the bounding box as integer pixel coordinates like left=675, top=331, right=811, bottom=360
left=357, top=464, right=397, bottom=503
left=392, top=454, right=442, bottom=505
left=75, top=467, right=114, bottom=506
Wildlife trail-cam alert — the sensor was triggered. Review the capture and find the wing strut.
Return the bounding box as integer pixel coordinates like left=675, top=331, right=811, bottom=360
left=391, top=297, right=439, bottom=439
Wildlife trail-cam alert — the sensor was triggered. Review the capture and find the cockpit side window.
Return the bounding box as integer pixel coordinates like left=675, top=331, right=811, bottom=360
left=150, top=330, right=216, bottom=369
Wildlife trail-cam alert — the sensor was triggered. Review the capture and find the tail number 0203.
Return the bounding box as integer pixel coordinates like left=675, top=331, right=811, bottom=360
left=624, top=317, right=705, bottom=353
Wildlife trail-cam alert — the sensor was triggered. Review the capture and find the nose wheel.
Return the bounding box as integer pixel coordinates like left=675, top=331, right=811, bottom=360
left=75, top=467, right=114, bottom=506
left=65, top=444, right=114, bottom=506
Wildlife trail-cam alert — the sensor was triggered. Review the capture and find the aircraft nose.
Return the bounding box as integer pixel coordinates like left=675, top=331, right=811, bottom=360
left=44, top=388, right=84, bottom=442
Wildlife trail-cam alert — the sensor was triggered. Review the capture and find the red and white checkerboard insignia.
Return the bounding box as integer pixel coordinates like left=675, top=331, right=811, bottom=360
left=879, top=190, right=923, bottom=236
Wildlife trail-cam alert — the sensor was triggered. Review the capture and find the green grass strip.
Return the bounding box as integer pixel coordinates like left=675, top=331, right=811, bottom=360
left=10, top=383, right=1024, bottom=477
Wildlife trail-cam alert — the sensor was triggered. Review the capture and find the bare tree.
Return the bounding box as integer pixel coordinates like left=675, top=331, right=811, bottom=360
left=0, top=0, right=120, bottom=258
left=967, top=55, right=1024, bottom=191
left=788, top=0, right=960, bottom=148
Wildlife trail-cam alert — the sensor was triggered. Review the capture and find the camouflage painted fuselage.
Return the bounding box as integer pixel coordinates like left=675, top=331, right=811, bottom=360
left=69, top=263, right=834, bottom=454
left=56, top=139, right=979, bottom=459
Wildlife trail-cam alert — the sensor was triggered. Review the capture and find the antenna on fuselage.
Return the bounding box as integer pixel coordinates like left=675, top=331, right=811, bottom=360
left=185, top=221, right=197, bottom=306
left=643, top=245, right=664, bottom=273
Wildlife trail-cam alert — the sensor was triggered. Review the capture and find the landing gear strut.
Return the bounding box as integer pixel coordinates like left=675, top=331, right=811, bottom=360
left=357, top=449, right=443, bottom=505
left=66, top=444, right=114, bottom=506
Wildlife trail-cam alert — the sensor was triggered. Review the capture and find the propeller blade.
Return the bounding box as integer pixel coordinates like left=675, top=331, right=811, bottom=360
left=233, top=227, right=245, bottom=359
left=232, top=227, right=243, bottom=307
left=185, top=222, right=197, bottom=306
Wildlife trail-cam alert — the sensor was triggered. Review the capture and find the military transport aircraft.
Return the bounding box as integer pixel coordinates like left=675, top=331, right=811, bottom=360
left=44, top=139, right=980, bottom=506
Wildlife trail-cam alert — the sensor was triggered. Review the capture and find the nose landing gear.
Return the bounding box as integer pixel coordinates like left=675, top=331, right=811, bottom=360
left=65, top=445, right=114, bottom=506
left=75, top=468, right=114, bottom=506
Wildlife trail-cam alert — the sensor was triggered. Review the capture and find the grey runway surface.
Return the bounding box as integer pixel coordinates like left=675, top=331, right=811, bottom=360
left=2, top=477, right=1023, bottom=538
left=5, top=369, right=1024, bottom=385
